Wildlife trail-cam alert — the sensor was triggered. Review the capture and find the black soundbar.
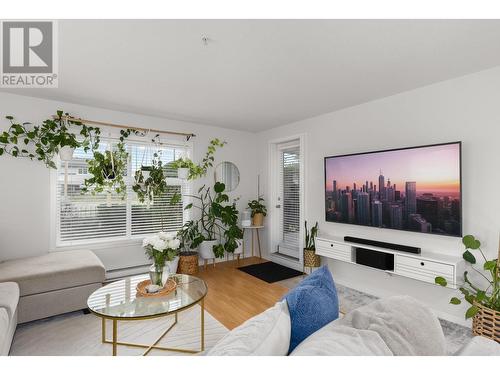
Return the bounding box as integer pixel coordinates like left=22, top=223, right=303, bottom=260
left=344, top=236, right=421, bottom=254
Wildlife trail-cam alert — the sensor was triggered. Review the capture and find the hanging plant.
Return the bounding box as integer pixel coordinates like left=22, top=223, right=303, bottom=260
left=132, top=152, right=170, bottom=203
left=170, top=138, right=226, bottom=180
left=81, top=141, right=128, bottom=199
left=0, top=110, right=100, bottom=168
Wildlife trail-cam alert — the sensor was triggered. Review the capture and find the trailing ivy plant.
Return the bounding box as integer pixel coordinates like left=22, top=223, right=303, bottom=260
left=132, top=152, right=170, bottom=203
left=170, top=138, right=226, bottom=180
left=0, top=110, right=100, bottom=168
left=81, top=141, right=129, bottom=199
left=435, top=234, right=500, bottom=319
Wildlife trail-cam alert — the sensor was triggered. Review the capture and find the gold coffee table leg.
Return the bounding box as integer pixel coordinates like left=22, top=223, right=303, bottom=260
left=200, top=298, right=205, bottom=352
left=112, top=319, right=118, bottom=356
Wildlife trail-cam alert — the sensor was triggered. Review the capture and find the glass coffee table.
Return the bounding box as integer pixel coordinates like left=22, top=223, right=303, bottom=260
left=87, top=274, right=207, bottom=356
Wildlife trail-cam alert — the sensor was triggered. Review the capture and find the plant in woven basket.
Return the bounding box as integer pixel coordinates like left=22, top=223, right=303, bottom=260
left=435, top=234, right=500, bottom=320
left=304, top=221, right=319, bottom=250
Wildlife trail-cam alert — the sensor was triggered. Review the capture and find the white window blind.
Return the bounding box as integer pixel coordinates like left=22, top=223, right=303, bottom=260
left=278, top=142, right=301, bottom=252
left=56, top=140, right=190, bottom=246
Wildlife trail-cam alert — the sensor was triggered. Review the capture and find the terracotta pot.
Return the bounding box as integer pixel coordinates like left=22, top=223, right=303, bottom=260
left=252, top=213, right=264, bottom=226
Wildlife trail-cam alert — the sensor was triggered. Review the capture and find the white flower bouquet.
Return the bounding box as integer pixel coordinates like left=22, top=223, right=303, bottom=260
left=143, top=232, right=181, bottom=286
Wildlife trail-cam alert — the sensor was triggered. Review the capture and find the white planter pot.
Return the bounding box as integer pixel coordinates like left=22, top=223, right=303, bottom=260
left=199, top=240, right=218, bottom=260
left=233, top=240, right=243, bottom=255
left=142, top=170, right=151, bottom=180
left=165, top=256, right=179, bottom=274
left=59, top=146, right=75, bottom=161
left=177, top=168, right=189, bottom=179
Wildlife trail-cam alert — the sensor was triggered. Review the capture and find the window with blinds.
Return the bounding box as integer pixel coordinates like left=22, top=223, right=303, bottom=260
left=56, top=140, right=190, bottom=246
left=278, top=142, right=301, bottom=257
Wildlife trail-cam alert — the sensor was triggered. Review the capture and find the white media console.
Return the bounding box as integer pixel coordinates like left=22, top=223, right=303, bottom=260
left=315, top=234, right=464, bottom=289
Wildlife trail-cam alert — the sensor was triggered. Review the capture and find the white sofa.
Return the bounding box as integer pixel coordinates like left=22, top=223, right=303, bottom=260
left=207, top=295, right=500, bottom=356
left=0, top=282, right=19, bottom=356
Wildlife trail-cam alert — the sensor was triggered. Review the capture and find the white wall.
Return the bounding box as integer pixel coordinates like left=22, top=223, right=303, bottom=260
left=256, top=66, right=500, bottom=326
left=0, top=92, right=258, bottom=270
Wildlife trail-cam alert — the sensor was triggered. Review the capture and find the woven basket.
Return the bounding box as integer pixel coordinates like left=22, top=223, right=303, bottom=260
left=304, top=248, right=321, bottom=268
left=472, top=302, right=500, bottom=343
left=178, top=253, right=199, bottom=275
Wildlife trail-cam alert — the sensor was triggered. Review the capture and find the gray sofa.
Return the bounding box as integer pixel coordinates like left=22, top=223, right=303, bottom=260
left=0, top=282, right=19, bottom=356
left=0, top=249, right=105, bottom=355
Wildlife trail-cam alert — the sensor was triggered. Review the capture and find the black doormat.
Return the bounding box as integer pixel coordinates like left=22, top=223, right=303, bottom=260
left=238, top=261, right=304, bottom=283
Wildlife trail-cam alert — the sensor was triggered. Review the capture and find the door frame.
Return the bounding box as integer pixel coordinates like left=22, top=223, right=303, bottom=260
left=267, top=133, right=306, bottom=270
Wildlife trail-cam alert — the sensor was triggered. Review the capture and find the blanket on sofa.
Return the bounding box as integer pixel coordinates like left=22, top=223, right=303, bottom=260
left=291, top=295, right=447, bottom=355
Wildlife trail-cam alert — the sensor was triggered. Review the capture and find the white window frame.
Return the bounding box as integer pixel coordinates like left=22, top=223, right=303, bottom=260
left=49, top=137, right=193, bottom=252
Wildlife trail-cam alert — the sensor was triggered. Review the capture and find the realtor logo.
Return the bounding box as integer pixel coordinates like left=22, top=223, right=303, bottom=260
left=1, top=20, right=58, bottom=87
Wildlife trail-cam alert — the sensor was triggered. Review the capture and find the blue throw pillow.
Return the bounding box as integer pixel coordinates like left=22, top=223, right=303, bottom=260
left=283, top=265, right=339, bottom=353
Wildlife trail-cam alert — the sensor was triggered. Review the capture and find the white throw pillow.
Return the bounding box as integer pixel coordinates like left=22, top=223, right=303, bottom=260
left=207, top=300, right=291, bottom=356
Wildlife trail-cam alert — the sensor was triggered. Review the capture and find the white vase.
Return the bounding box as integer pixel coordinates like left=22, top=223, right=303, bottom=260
left=199, top=240, right=218, bottom=260
left=165, top=256, right=179, bottom=274
left=177, top=168, right=189, bottom=179
left=142, top=170, right=151, bottom=180
left=59, top=146, right=75, bottom=161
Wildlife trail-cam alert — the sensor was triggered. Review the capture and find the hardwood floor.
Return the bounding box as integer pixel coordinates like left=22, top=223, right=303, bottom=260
left=194, top=256, right=293, bottom=330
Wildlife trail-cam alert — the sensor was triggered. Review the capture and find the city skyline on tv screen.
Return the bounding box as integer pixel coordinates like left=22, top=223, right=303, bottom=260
left=324, top=142, right=461, bottom=236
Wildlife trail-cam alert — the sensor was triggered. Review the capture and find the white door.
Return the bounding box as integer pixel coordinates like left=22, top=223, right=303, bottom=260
left=275, top=140, right=302, bottom=259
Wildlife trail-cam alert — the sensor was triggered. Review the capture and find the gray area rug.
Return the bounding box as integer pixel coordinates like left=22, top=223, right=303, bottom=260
left=11, top=307, right=228, bottom=356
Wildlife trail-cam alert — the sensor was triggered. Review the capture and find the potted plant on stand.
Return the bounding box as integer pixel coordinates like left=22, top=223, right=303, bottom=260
left=303, top=221, right=320, bottom=273
left=247, top=197, right=267, bottom=226
left=435, top=234, right=500, bottom=343
left=170, top=157, right=195, bottom=179
left=183, top=182, right=243, bottom=268
left=143, top=232, right=180, bottom=288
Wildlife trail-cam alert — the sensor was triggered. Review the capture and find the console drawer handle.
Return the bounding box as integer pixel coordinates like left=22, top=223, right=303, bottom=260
left=331, top=244, right=333, bottom=247
left=420, top=262, right=425, bottom=266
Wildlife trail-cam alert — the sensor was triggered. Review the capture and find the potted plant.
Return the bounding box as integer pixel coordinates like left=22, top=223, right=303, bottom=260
left=170, top=157, right=194, bottom=179
left=435, top=234, right=499, bottom=343
left=143, top=232, right=180, bottom=287
left=183, top=182, right=243, bottom=267
left=1, top=110, right=100, bottom=168
left=247, top=197, right=267, bottom=226
left=304, top=221, right=320, bottom=271
left=82, top=141, right=128, bottom=199
left=176, top=220, right=204, bottom=274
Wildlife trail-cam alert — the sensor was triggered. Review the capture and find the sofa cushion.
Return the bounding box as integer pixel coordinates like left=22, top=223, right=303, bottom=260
left=0, top=282, right=19, bottom=320
left=207, top=300, right=291, bottom=356
left=0, top=251, right=105, bottom=296
left=333, top=295, right=446, bottom=355
left=283, top=265, right=339, bottom=353
left=290, top=324, right=393, bottom=356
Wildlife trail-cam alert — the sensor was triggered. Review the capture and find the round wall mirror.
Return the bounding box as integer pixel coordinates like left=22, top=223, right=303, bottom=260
left=214, top=161, right=240, bottom=192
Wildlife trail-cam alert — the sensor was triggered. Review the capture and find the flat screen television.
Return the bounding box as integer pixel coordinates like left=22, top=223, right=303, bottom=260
left=324, top=142, right=462, bottom=237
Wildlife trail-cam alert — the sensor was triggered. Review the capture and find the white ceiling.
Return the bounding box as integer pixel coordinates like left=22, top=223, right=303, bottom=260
left=4, top=19, right=500, bottom=132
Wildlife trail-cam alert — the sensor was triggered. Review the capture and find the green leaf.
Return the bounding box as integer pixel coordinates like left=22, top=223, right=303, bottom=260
left=463, top=250, right=476, bottom=264
left=449, top=297, right=461, bottom=305
left=484, top=260, right=496, bottom=271
left=462, top=235, right=480, bottom=249
left=476, top=290, right=486, bottom=302
left=465, top=306, right=480, bottom=319
left=184, top=203, right=193, bottom=210
left=0, top=148, right=3, bottom=156
left=5, top=115, right=13, bottom=120
left=435, top=276, right=447, bottom=287
left=214, top=181, right=225, bottom=193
